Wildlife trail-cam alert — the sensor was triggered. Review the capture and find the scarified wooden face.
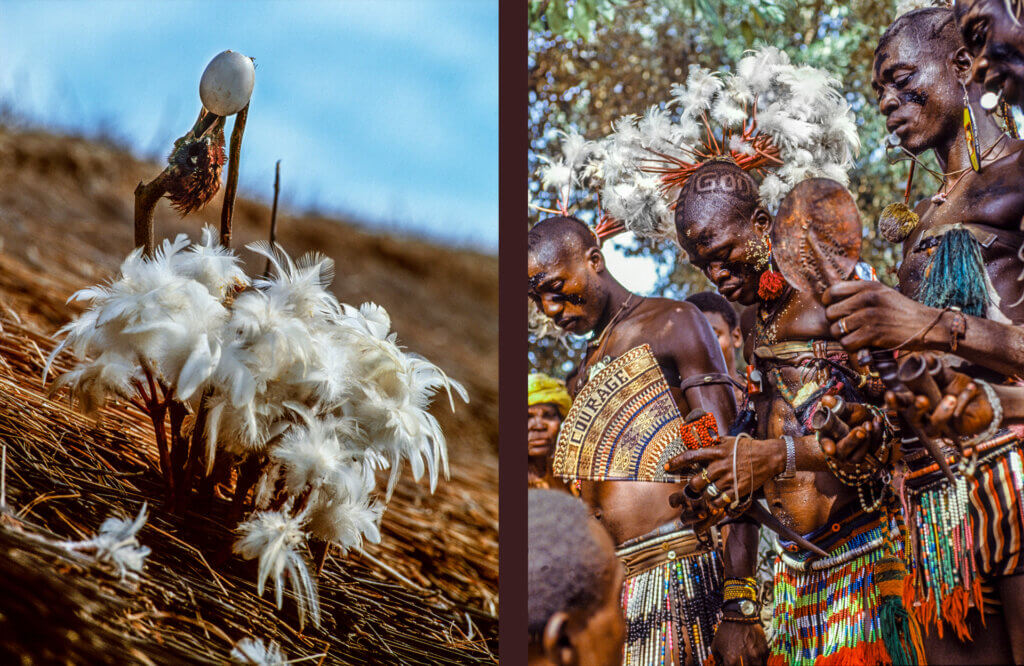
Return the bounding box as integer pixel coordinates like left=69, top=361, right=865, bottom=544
left=771, top=178, right=862, bottom=298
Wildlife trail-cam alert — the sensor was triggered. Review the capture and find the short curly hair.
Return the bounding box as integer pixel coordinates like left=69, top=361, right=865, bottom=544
left=686, top=291, right=739, bottom=331
left=876, top=7, right=960, bottom=63
left=528, top=215, right=599, bottom=263
left=528, top=490, right=617, bottom=637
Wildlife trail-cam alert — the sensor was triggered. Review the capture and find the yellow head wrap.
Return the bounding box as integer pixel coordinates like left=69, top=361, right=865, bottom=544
left=528, top=373, right=572, bottom=418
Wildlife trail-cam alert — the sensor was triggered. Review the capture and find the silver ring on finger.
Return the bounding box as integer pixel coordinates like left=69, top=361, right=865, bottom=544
left=704, top=481, right=722, bottom=499
left=838, top=318, right=848, bottom=335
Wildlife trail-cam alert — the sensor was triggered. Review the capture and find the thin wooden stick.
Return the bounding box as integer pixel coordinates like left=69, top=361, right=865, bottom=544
left=175, top=389, right=211, bottom=516
left=134, top=172, right=173, bottom=257
left=220, top=103, right=249, bottom=248
left=134, top=109, right=219, bottom=256
left=263, top=159, right=282, bottom=277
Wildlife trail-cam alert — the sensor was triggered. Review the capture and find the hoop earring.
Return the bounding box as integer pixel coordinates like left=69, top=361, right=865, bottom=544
left=963, top=83, right=982, bottom=173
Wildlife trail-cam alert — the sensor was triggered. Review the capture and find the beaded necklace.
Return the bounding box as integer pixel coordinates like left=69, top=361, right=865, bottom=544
left=753, top=288, right=794, bottom=348
left=581, top=294, right=641, bottom=384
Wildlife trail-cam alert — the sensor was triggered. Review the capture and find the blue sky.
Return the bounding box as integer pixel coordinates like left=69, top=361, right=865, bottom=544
left=0, top=1, right=498, bottom=252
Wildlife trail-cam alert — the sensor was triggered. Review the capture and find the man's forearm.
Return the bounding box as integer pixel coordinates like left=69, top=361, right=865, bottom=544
left=993, top=383, right=1024, bottom=423
left=683, top=383, right=737, bottom=437
left=920, top=311, right=1024, bottom=377
left=721, top=521, right=760, bottom=579
left=759, top=434, right=831, bottom=476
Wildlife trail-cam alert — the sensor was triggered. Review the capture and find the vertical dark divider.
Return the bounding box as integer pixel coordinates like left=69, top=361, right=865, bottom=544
left=498, top=0, right=528, bottom=662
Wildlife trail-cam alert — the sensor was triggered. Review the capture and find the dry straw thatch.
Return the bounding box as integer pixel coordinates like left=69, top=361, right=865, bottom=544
left=0, top=308, right=497, bottom=664
left=0, top=126, right=498, bottom=664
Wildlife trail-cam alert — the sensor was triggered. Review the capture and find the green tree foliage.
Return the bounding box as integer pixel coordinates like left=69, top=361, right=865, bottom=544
left=529, top=0, right=933, bottom=376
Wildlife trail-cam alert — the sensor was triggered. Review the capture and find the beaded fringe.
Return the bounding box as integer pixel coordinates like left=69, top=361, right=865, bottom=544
left=621, top=549, right=723, bottom=666
left=768, top=521, right=916, bottom=665
left=902, top=476, right=978, bottom=641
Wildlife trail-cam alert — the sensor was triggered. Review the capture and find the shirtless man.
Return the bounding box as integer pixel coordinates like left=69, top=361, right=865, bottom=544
left=527, top=215, right=764, bottom=666
left=822, top=8, right=1024, bottom=661
left=666, top=164, right=909, bottom=664
left=955, top=0, right=1024, bottom=107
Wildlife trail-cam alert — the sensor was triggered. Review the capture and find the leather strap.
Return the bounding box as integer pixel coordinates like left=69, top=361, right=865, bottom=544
left=616, top=530, right=707, bottom=577
left=679, top=372, right=745, bottom=394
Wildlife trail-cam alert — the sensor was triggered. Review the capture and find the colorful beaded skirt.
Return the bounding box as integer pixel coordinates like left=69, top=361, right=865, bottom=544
left=768, top=507, right=923, bottom=666
left=901, top=433, right=1024, bottom=639
left=617, top=529, right=723, bottom=666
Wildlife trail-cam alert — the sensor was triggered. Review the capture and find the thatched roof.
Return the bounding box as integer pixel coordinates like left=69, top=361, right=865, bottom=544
left=0, top=125, right=497, bottom=664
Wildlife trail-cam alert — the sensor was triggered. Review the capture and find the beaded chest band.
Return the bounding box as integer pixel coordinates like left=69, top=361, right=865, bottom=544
left=553, top=345, right=717, bottom=483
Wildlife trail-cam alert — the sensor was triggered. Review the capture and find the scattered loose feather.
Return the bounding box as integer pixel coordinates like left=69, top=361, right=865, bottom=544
left=63, top=503, right=151, bottom=580
left=234, top=509, right=321, bottom=629
left=230, top=637, right=286, bottom=665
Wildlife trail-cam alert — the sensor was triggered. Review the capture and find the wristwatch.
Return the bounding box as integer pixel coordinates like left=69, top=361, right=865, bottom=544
left=775, top=435, right=796, bottom=480
left=724, top=598, right=758, bottom=617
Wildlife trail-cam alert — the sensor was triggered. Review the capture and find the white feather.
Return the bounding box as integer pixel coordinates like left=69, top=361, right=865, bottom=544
left=63, top=503, right=151, bottom=580
left=234, top=509, right=321, bottom=629
left=231, top=638, right=286, bottom=665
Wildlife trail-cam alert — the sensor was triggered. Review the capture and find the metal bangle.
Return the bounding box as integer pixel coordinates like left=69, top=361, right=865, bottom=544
left=731, top=432, right=754, bottom=510
left=775, top=435, right=796, bottom=480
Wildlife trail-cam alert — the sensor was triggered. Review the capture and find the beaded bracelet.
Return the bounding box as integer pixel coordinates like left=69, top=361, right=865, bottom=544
left=723, top=586, right=758, bottom=601
left=723, top=576, right=757, bottom=589
left=722, top=577, right=758, bottom=601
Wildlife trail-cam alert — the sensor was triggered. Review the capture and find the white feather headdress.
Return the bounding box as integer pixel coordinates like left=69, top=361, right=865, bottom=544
left=535, top=129, right=599, bottom=217
left=595, top=48, right=860, bottom=241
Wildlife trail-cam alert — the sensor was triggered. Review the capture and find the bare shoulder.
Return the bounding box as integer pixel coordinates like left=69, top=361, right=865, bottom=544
left=610, top=297, right=709, bottom=352
left=636, top=296, right=705, bottom=328
left=628, top=297, right=716, bottom=349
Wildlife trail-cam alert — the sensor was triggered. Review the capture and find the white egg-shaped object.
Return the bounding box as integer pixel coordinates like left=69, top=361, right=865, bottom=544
left=199, top=50, right=255, bottom=116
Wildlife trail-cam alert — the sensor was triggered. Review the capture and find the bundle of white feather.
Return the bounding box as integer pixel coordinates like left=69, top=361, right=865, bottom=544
left=45, top=227, right=468, bottom=628
left=594, top=47, right=861, bottom=240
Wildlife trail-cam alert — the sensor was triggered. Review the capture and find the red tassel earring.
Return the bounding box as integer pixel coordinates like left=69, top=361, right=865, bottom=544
left=758, top=237, right=785, bottom=301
